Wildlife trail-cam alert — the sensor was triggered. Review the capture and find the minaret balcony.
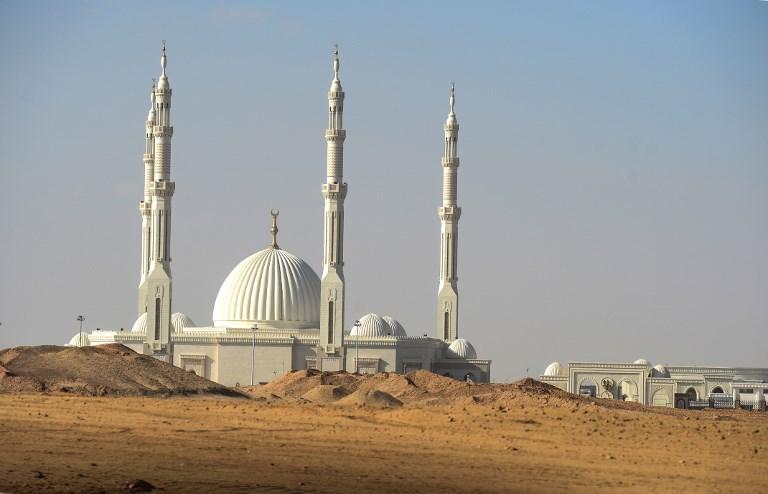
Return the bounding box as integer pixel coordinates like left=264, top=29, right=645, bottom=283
left=322, top=182, right=348, bottom=200
left=442, top=157, right=460, bottom=167
left=439, top=206, right=462, bottom=221
left=143, top=153, right=154, bottom=162
left=152, top=126, right=174, bottom=137
left=150, top=181, right=176, bottom=197
left=325, top=129, right=346, bottom=140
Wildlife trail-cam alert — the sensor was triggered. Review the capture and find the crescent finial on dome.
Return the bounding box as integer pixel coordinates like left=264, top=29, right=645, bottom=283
left=270, top=209, right=280, bottom=249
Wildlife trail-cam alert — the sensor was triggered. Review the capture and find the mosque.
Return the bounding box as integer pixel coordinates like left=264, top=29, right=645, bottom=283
left=66, top=44, right=491, bottom=386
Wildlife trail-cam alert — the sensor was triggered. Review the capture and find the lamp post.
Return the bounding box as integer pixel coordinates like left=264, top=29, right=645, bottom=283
left=251, top=323, right=257, bottom=386
left=353, top=319, right=361, bottom=374
left=76, top=315, right=85, bottom=347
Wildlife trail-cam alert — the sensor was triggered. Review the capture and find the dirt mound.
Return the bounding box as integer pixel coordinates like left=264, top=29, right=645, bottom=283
left=338, top=389, right=403, bottom=408
left=250, top=368, right=665, bottom=411
left=0, top=344, right=243, bottom=397
left=301, top=385, right=349, bottom=403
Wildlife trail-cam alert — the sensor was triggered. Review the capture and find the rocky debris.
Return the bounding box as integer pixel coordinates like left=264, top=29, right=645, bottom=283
left=125, top=479, right=155, bottom=492
left=0, top=344, right=245, bottom=397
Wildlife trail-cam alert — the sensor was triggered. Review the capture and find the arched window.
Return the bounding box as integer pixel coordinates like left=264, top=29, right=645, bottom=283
left=711, top=386, right=724, bottom=394
left=327, top=301, right=334, bottom=343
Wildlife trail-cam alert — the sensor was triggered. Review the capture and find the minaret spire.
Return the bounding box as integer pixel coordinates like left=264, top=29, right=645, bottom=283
left=319, top=45, right=348, bottom=369
left=436, top=82, right=461, bottom=341
left=138, top=41, right=175, bottom=362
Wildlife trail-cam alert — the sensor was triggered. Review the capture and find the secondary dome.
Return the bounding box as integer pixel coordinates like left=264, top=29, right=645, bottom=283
left=131, top=313, right=147, bottom=333
left=213, top=246, right=321, bottom=329
left=633, top=358, right=652, bottom=366
left=350, top=314, right=391, bottom=337
left=381, top=316, right=407, bottom=337
left=652, top=364, right=670, bottom=378
left=171, top=312, right=195, bottom=332
left=131, top=312, right=194, bottom=333
left=446, top=339, right=477, bottom=360
left=544, top=361, right=566, bottom=377
left=67, top=332, right=90, bottom=347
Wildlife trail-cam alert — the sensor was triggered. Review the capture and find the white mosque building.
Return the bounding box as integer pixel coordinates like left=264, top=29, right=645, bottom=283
left=67, top=44, right=491, bottom=386
left=539, top=360, right=767, bottom=410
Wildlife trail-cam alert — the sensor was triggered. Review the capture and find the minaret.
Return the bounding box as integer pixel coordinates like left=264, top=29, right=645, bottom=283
left=436, top=83, right=461, bottom=341
left=142, top=41, right=175, bottom=360
left=137, top=82, right=156, bottom=313
left=319, top=45, right=347, bottom=364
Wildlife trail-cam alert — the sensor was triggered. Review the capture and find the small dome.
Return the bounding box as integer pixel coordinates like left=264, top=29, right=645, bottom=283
left=633, top=358, right=652, bottom=366
left=446, top=339, right=477, bottom=360
left=213, top=246, right=321, bottom=329
left=544, top=361, right=566, bottom=377
left=131, top=313, right=147, bottom=333
left=381, top=316, right=407, bottom=337
left=67, top=332, right=90, bottom=347
left=171, top=312, right=195, bottom=333
left=652, top=364, right=670, bottom=378
left=350, top=314, right=391, bottom=337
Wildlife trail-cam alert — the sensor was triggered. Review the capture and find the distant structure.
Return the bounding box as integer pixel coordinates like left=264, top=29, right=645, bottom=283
left=67, top=45, right=492, bottom=385
left=539, top=360, right=767, bottom=410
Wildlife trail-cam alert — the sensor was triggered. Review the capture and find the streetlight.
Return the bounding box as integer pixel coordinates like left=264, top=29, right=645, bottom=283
left=76, top=315, right=85, bottom=347
left=353, top=319, right=361, bottom=374
left=251, top=323, right=257, bottom=386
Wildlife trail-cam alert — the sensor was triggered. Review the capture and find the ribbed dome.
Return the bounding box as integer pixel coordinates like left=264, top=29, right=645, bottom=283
left=544, top=361, right=566, bottom=377
left=446, top=339, right=477, bottom=360
left=131, top=312, right=195, bottom=333
left=350, top=314, right=391, bottom=337
left=67, top=332, right=90, bottom=347
left=171, top=312, right=195, bottom=332
left=381, top=316, right=407, bottom=338
left=213, top=247, right=320, bottom=329
left=131, top=313, right=147, bottom=333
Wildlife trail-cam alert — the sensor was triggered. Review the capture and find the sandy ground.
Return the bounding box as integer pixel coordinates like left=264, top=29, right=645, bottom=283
left=0, top=393, right=765, bottom=493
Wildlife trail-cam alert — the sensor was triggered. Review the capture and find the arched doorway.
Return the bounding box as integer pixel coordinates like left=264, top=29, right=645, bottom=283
left=652, top=389, right=670, bottom=407
left=578, top=378, right=598, bottom=397
left=711, top=386, right=724, bottom=394
left=685, top=387, right=698, bottom=400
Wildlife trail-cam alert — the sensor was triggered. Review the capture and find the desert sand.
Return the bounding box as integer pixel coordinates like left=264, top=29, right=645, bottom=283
left=0, top=346, right=765, bottom=493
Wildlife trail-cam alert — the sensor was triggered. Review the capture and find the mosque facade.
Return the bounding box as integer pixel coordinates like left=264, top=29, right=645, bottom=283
left=66, top=45, right=491, bottom=386
left=539, top=360, right=768, bottom=410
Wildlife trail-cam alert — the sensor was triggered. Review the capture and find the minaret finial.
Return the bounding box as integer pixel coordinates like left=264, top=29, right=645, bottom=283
left=449, top=81, right=456, bottom=115
left=270, top=209, right=280, bottom=249
left=161, top=40, right=167, bottom=76
left=333, top=44, right=340, bottom=81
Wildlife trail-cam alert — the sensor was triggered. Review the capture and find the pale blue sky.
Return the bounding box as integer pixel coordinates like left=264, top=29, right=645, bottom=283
left=1, top=1, right=766, bottom=380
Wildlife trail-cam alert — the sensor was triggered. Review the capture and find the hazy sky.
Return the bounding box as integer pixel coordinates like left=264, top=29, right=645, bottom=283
left=1, top=1, right=766, bottom=380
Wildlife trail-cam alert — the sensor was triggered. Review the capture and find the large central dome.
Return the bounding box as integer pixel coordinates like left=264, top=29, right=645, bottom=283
left=213, top=246, right=321, bottom=329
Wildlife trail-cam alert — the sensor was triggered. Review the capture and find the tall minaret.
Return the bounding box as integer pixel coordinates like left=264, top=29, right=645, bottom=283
left=319, top=45, right=347, bottom=362
left=436, top=83, right=461, bottom=341
left=142, top=41, right=175, bottom=360
left=137, top=82, right=156, bottom=313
